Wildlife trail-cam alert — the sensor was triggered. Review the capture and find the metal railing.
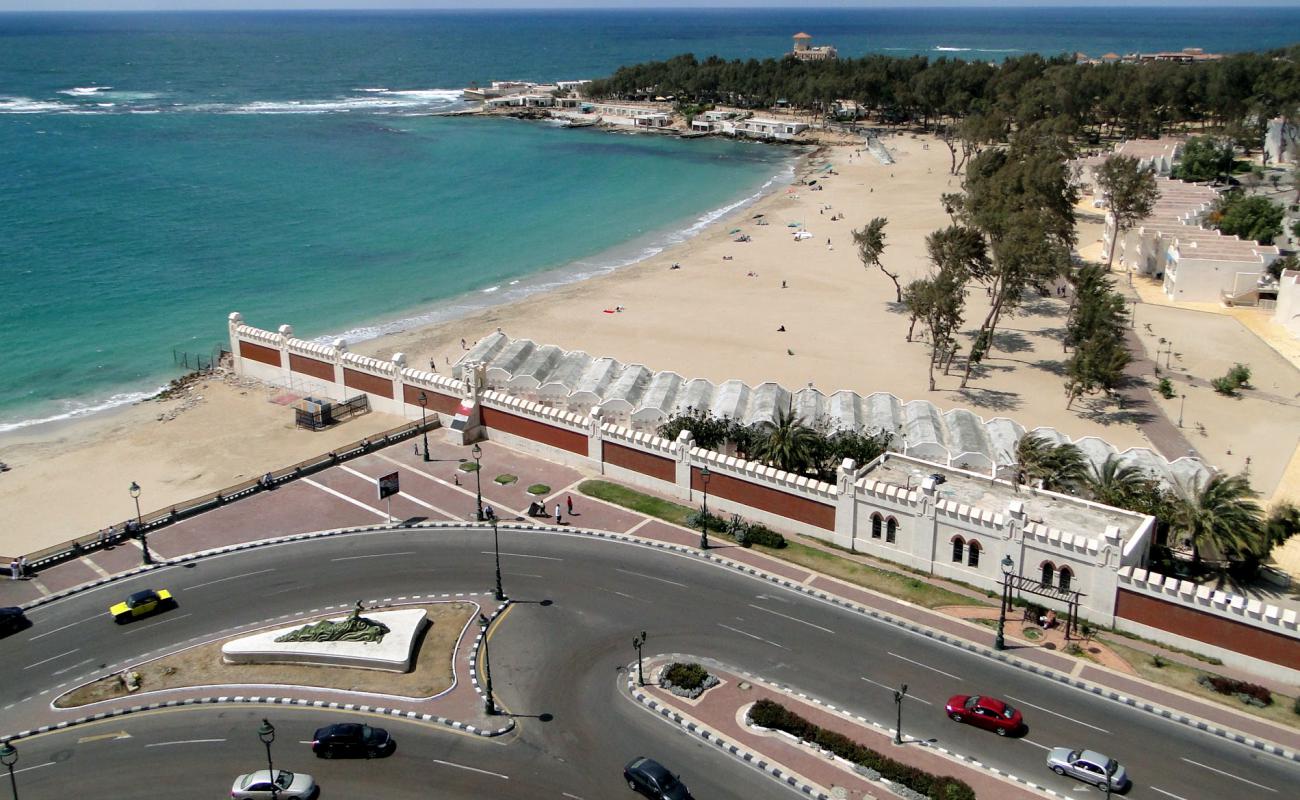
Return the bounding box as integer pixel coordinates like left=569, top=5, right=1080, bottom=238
left=22, top=416, right=440, bottom=573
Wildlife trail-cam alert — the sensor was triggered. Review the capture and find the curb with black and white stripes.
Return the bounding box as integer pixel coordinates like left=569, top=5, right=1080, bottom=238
left=16, top=518, right=1299, bottom=763
left=467, top=599, right=511, bottom=717
left=634, top=653, right=1065, bottom=800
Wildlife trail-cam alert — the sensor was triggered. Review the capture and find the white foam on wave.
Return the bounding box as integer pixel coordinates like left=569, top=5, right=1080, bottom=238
left=0, top=386, right=165, bottom=435
left=225, top=90, right=465, bottom=115
left=58, top=86, right=112, bottom=96
left=934, top=46, right=972, bottom=52
left=317, top=153, right=801, bottom=349
left=0, top=96, right=74, bottom=114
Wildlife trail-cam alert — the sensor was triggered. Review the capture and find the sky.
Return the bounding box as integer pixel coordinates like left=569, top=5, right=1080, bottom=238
left=2, top=1, right=1295, bottom=11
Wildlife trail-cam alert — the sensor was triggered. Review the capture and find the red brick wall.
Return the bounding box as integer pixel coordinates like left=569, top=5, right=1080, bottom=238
left=240, top=340, right=281, bottom=368
left=1116, top=589, right=1300, bottom=670
left=693, top=467, right=835, bottom=531
left=481, top=407, right=586, bottom=455
left=343, top=367, right=393, bottom=399
left=289, top=353, right=334, bottom=382
left=604, top=442, right=675, bottom=483
left=402, top=384, right=461, bottom=415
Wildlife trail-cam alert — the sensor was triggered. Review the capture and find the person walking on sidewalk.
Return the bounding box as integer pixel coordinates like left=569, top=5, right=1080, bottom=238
left=566, top=495, right=574, bottom=516
left=8, top=558, right=17, bottom=581
left=555, top=503, right=563, bottom=525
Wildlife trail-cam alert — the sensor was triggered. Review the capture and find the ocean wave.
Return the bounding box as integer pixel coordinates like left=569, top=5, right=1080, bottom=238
left=933, top=45, right=1021, bottom=54
left=0, top=387, right=164, bottom=435
left=58, top=86, right=112, bottom=96
left=317, top=155, right=800, bottom=349
left=0, top=96, right=75, bottom=114
left=933, top=46, right=972, bottom=52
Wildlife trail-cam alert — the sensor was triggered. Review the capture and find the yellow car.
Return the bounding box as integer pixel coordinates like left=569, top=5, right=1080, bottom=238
left=110, top=589, right=175, bottom=624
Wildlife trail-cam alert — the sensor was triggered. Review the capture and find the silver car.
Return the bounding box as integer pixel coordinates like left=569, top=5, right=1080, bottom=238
left=230, top=769, right=318, bottom=799
left=1046, top=748, right=1128, bottom=792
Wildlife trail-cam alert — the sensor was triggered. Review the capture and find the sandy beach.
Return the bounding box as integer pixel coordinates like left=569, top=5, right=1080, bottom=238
left=3, top=129, right=1297, bottom=556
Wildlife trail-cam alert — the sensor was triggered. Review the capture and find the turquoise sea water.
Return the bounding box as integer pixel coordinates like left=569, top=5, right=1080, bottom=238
left=2, top=8, right=1297, bottom=431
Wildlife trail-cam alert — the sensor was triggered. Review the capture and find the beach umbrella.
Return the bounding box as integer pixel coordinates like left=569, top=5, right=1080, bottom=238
left=752, top=213, right=765, bottom=218
left=728, top=228, right=742, bottom=234
left=787, top=222, right=801, bottom=227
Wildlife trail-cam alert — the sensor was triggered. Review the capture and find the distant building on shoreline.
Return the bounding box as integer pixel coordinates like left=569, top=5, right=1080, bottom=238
left=791, top=32, right=837, bottom=62
left=1075, top=47, right=1224, bottom=66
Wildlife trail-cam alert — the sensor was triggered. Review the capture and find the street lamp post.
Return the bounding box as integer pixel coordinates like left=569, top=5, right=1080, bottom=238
left=479, top=614, right=497, bottom=715
left=995, top=554, right=1014, bottom=651
left=1178, top=394, right=1186, bottom=428
left=1, top=741, right=18, bottom=800
left=129, top=481, right=151, bottom=565
left=893, top=684, right=908, bottom=745
left=418, top=391, right=431, bottom=462
left=632, top=631, right=648, bottom=686
left=698, top=465, right=711, bottom=550
left=491, top=519, right=504, bottom=601
left=472, top=443, right=484, bottom=522
left=257, top=719, right=278, bottom=799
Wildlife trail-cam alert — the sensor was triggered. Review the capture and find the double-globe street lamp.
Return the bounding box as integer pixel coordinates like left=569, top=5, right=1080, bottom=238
left=472, top=443, right=484, bottom=521
left=418, top=391, right=431, bottom=462
left=892, top=684, right=909, bottom=745
left=1, top=741, right=18, bottom=800
left=129, top=480, right=151, bottom=565
left=491, top=518, right=504, bottom=601
left=995, top=554, right=1015, bottom=651
left=698, top=465, right=712, bottom=550
left=632, top=631, right=648, bottom=686
left=257, top=719, right=279, bottom=799
left=479, top=613, right=497, bottom=715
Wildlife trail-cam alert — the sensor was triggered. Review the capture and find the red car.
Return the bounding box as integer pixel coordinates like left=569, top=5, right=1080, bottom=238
left=945, top=694, right=1023, bottom=736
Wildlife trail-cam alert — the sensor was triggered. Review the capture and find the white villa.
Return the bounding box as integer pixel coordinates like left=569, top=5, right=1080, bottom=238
left=791, top=32, right=837, bottom=61
left=583, top=103, right=673, bottom=128
left=1071, top=137, right=1182, bottom=193
left=731, top=117, right=809, bottom=141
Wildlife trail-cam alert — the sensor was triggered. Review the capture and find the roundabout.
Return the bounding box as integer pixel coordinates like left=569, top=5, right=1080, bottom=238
left=3, top=523, right=1300, bottom=799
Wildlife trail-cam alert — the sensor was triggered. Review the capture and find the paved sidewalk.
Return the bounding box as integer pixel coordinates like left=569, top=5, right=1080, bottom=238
left=633, top=657, right=1048, bottom=800
left=4, top=435, right=1298, bottom=757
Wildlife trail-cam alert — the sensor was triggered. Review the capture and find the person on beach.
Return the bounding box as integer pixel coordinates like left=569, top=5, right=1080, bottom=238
left=782, top=280, right=787, bottom=288
left=555, top=503, right=563, bottom=524
left=460, top=338, right=467, bottom=350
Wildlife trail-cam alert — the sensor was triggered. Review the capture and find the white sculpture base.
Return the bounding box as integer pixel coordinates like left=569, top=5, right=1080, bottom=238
left=221, top=609, right=428, bottom=673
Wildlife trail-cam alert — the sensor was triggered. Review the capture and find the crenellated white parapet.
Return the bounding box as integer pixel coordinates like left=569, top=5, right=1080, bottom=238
left=688, top=446, right=837, bottom=500
left=935, top=499, right=1006, bottom=530
left=601, top=422, right=675, bottom=455
left=1117, top=566, right=1300, bottom=635
left=481, top=390, right=589, bottom=430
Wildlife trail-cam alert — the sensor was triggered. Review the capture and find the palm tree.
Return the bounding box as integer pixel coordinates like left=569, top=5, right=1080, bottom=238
left=1014, top=434, right=1087, bottom=493
left=854, top=217, right=902, bottom=302
left=749, top=406, right=820, bottom=474
left=1172, top=473, right=1265, bottom=571
left=1084, top=456, right=1150, bottom=509
left=1014, top=434, right=1053, bottom=487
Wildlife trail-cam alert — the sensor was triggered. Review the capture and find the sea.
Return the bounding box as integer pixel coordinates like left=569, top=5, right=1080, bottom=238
left=2, top=6, right=1297, bottom=433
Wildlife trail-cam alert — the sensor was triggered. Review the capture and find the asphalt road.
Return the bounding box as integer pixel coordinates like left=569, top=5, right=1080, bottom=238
left=4, top=527, right=1298, bottom=800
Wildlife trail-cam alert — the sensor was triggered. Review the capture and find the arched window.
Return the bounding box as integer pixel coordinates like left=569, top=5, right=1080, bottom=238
left=951, top=536, right=965, bottom=563
left=1058, top=567, right=1073, bottom=592
left=1040, top=562, right=1055, bottom=587
left=967, top=540, right=982, bottom=568
left=885, top=517, right=898, bottom=544
left=871, top=514, right=883, bottom=539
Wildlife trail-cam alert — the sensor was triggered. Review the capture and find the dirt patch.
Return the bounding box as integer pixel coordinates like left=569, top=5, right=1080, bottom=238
left=56, top=602, right=475, bottom=708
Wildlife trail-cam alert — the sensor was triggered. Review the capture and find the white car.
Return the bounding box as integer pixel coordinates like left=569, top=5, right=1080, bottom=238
left=1046, top=747, right=1128, bottom=792
left=230, top=769, right=318, bottom=799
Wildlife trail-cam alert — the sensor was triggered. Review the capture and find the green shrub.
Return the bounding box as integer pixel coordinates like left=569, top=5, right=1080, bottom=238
left=1157, top=378, right=1175, bottom=398
left=1211, top=376, right=1238, bottom=396
left=747, top=699, right=975, bottom=800
left=1197, top=674, right=1272, bottom=706
left=1293, top=695, right=1300, bottom=717
left=685, top=509, right=727, bottom=532
left=1228, top=363, right=1251, bottom=387
left=745, top=522, right=787, bottom=549
left=1151, top=654, right=1166, bottom=668
left=526, top=484, right=550, bottom=495
left=661, top=662, right=710, bottom=691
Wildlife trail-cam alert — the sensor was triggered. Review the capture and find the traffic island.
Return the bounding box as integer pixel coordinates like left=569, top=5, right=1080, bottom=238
left=627, top=655, right=1054, bottom=800
left=55, top=601, right=476, bottom=708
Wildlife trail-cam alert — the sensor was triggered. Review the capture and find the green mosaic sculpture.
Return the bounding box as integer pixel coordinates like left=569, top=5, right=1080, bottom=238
left=275, top=600, right=390, bottom=643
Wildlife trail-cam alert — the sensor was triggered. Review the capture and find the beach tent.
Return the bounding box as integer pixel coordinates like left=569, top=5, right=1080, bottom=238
left=787, top=222, right=801, bottom=227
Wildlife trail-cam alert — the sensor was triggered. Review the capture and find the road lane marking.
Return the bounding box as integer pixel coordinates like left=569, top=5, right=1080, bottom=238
left=887, top=651, right=960, bottom=680
left=1018, top=738, right=1052, bottom=751
left=1150, top=788, right=1190, bottom=800
left=504, top=572, right=544, bottom=579
left=77, top=731, right=131, bottom=744
left=615, top=568, right=686, bottom=588
left=482, top=551, right=563, bottom=561
left=122, top=612, right=192, bottom=635
left=145, top=738, right=227, bottom=747
left=562, top=793, right=586, bottom=800
left=861, top=676, right=932, bottom=705
left=329, top=551, right=416, bottom=562
left=1005, top=695, right=1110, bottom=734
left=28, top=613, right=102, bottom=641
left=301, top=477, right=390, bottom=519
left=748, top=603, right=834, bottom=634
left=12, top=763, right=55, bottom=776
left=718, top=623, right=786, bottom=649
left=432, top=759, right=509, bottom=780
left=189, top=569, right=276, bottom=590
left=23, top=648, right=79, bottom=670
left=51, top=658, right=95, bottom=677
left=1179, top=758, right=1276, bottom=792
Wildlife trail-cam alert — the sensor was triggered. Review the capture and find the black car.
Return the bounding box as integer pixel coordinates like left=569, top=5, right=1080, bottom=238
left=624, top=757, right=691, bottom=800
left=310, top=723, right=393, bottom=758
left=0, top=607, right=29, bottom=637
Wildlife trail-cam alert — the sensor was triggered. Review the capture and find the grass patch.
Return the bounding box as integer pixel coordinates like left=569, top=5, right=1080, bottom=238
left=526, top=483, right=550, bottom=496
left=1101, top=638, right=1300, bottom=729
left=458, top=462, right=480, bottom=472
left=1104, top=627, right=1223, bottom=665
left=580, top=480, right=694, bottom=527
left=494, top=474, right=518, bottom=485
left=1023, top=627, right=1043, bottom=641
